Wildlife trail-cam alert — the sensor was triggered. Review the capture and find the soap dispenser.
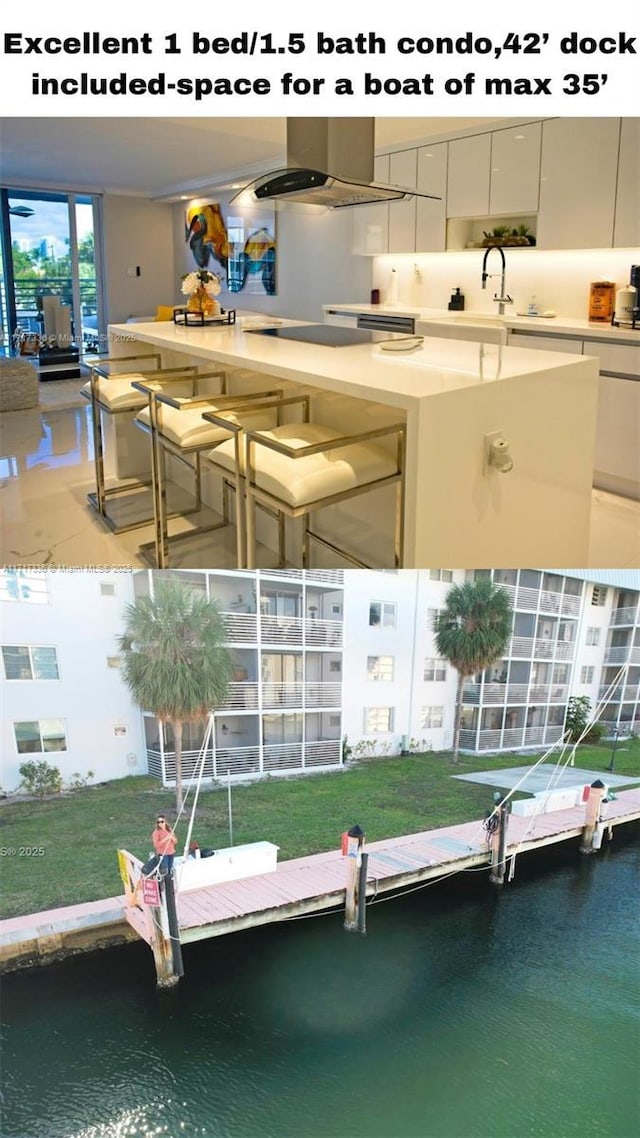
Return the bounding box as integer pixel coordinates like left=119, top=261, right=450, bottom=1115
left=448, top=287, right=465, bottom=311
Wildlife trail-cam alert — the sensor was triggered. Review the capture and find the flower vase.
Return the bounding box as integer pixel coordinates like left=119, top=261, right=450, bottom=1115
left=187, top=285, right=219, bottom=318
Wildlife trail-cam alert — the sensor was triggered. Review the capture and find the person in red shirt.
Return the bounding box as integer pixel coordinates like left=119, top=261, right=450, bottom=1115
left=152, top=815, right=178, bottom=875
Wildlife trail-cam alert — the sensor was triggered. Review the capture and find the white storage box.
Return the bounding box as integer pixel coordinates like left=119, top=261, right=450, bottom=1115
left=174, top=841, right=279, bottom=893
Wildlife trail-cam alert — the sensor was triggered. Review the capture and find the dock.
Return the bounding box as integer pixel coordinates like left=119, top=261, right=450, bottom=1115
left=120, top=787, right=640, bottom=963
left=3, top=787, right=637, bottom=978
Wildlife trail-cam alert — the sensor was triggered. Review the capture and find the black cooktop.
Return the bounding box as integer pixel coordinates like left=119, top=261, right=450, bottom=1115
left=245, top=324, right=375, bottom=347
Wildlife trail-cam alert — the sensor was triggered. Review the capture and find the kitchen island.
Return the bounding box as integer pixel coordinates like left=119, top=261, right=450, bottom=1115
left=107, top=317, right=599, bottom=567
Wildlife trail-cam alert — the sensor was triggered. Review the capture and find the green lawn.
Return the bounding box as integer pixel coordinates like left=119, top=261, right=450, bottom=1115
left=1, top=739, right=638, bottom=919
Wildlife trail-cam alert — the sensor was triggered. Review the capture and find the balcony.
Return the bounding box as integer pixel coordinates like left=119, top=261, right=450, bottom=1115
left=306, top=619, right=343, bottom=648
left=148, top=738, right=343, bottom=781
left=610, top=605, right=638, bottom=626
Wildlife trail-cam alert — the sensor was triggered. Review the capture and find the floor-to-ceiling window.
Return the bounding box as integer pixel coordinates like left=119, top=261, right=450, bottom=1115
left=0, top=188, right=104, bottom=355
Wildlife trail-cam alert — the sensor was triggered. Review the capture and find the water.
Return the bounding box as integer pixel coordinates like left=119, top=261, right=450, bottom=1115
left=2, top=838, right=639, bottom=1138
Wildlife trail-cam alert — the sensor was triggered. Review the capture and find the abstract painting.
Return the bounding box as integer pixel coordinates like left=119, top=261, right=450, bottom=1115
left=185, top=202, right=276, bottom=295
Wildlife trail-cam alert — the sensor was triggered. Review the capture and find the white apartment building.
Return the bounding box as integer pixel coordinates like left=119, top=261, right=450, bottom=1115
left=1, top=567, right=639, bottom=793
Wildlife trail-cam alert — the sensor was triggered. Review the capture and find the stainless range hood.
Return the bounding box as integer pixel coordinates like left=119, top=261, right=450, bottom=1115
left=230, top=119, right=440, bottom=210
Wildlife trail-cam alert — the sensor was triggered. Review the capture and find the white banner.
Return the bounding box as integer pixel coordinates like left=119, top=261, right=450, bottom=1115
left=1, top=0, right=638, bottom=116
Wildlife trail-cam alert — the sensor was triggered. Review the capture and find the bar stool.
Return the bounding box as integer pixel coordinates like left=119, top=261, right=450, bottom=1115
left=210, top=397, right=406, bottom=568
left=81, top=354, right=225, bottom=533
left=132, top=385, right=284, bottom=568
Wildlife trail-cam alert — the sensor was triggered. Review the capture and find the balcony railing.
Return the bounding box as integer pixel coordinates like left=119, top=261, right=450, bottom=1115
left=305, top=619, right=343, bottom=647
left=219, top=681, right=260, bottom=709
left=304, top=739, right=342, bottom=766
left=222, top=612, right=258, bottom=642
left=260, top=614, right=304, bottom=644
left=599, top=684, right=640, bottom=703
left=604, top=647, right=640, bottom=665
left=610, top=605, right=638, bottom=626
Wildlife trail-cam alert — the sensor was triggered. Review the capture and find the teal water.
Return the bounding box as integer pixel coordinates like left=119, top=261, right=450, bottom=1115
left=2, top=837, right=639, bottom=1138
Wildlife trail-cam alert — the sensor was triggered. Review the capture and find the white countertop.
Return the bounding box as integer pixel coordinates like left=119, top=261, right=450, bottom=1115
left=323, top=303, right=640, bottom=344
left=110, top=317, right=591, bottom=412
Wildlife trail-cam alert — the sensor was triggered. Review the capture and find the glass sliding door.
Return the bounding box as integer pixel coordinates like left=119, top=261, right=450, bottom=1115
left=0, top=188, right=103, bottom=355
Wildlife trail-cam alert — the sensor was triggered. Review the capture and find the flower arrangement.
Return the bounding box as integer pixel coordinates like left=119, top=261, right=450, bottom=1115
left=181, top=269, right=222, bottom=316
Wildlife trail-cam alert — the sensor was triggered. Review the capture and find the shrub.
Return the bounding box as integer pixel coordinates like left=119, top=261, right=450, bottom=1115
left=19, top=759, right=63, bottom=798
left=67, top=770, right=95, bottom=792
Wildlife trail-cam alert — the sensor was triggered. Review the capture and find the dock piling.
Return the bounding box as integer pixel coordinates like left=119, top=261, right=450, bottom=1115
left=150, top=872, right=183, bottom=987
left=580, top=780, right=606, bottom=855
left=489, top=795, right=510, bottom=886
left=344, top=825, right=366, bottom=932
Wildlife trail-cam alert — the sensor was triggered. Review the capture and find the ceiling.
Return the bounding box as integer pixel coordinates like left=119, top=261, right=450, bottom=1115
left=0, top=116, right=505, bottom=199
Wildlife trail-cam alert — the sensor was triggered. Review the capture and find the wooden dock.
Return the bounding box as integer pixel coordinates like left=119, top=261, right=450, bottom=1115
left=121, top=786, right=640, bottom=951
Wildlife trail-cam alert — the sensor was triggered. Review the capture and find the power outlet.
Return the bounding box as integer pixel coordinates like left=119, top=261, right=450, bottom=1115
left=484, top=429, right=513, bottom=474
left=484, top=430, right=504, bottom=474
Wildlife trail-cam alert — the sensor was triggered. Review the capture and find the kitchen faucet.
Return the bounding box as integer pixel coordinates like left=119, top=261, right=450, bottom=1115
left=481, top=246, right=513, bottom=315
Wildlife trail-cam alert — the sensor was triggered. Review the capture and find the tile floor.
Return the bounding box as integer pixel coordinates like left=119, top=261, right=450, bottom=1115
left=1, top=387, right=638, bottom=569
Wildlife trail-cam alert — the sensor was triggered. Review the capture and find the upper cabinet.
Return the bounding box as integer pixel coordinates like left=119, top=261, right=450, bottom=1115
left=489, top=122, right=541, bottom=215
left=537, top=119, right=620, bottom=249
left=415, top=142, right=448, bottom=253
left=353, top=118, right=638, bottom=254
left=614, top=118, right=640, bottom=248
left=388, top=150, right=418, bottom=254
left=352, top=154, right=390, bottom=256
left=446, top=134, right=490, bottom=218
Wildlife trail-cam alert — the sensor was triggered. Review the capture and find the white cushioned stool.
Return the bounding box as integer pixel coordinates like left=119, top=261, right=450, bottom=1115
left=80, top=353, right=224, bottom=533
left=133, top=386, right=284, bottom=568
left=235, top=406, right=406, bottom=568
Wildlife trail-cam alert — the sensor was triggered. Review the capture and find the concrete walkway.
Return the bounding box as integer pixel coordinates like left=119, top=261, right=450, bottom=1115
left=454, top=764, right=638, bottom=794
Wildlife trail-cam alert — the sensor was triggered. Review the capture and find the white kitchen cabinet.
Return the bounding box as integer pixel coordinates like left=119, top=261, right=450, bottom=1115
left=489, top=122, right=541, bottom=216
left=352, top=154, right=389, bottom=255
left=537, top=119, right=620, bottom=249
left=416, top=142, right=447, bottom=252
left=614, top=118, right=640, bottom=248
left=447, top=134, right=490, bottom=219
left=507, top=332, right=583, bottom=354
left=388, top=149, right=418, bottom=254
left=507, top=327, right=639, bottom=500
left=594, top=375, right=640, bottom=499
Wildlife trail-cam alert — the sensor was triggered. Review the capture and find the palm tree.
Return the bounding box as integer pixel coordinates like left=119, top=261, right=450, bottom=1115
left=118, top=578, right=233, bottom=812
left=434, top=578, right=513, bottom=764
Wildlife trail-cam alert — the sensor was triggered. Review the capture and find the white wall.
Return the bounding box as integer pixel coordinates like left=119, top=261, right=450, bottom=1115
left=341, top=570, right=460, bottom=754
left=173, top=193, right=372, bottom=322
left=102, top=194, right=177, bottom=323
left=1, top=572, right=146, bottom=792
left=372, top=248, right=637, bottom=320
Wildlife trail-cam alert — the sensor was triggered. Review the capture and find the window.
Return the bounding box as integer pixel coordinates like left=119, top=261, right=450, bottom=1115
left=367, top=656, right=394, bottom=681
left=424, top=658, right=447, bottom=682
left=586, top=627, right=601, bottom=646
left=106, top=656, right=121, bottom=669
left=369, top=601, right=396, bottom=628
left=2, top=646, right=59, bottom=680
left=14, top=719, right=67, bottom=754
left=427, top=608, right=441, bottom=630
left=328, top=659, right=342, bottom=673
left=100, top=582, right=116, bottom=596
left=421, top=706, right=444, bottom=729
left=365, top=707, right=394, bottom=733
left=581, top=666, right=594, bottom=684
left=591, top=586, right=608, bottom=606
left=429, top=570, right=453, bottom=582
left=1, top=570, right=49, bottom=605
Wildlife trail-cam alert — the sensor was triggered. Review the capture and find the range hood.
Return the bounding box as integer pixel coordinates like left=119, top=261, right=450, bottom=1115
left=230, top=119, right=441, bottom=210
